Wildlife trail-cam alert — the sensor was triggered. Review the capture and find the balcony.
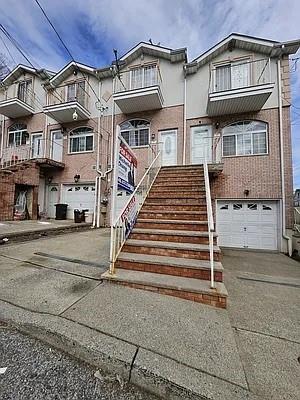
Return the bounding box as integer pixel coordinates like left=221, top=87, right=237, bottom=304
left=43, top=82, right=90, bottom=123
left=0, top=144, right=64, bottom=170
left=207, top=58, right=274, bottom=116
left=0, top=93, right=35, bottom=118
left=113, top=65, right=164, bottom=114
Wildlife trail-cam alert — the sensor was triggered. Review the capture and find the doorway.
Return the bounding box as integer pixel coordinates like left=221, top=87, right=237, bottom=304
left=159, top=130, right=177, bottom=166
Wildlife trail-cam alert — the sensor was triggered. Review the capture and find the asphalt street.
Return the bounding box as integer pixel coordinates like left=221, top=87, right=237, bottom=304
left=0, top=327, right=157, bottom=400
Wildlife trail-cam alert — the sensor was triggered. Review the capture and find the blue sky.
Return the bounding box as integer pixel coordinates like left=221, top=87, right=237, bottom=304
left=0, top=0, right=299, bottom=186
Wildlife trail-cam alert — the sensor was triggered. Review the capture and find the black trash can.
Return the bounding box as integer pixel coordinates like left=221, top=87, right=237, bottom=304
left=74, top=209, right=82, bottom=223
left=55, top=204, right=68, bottom=220
left=81, top=209, right=89, bottom=223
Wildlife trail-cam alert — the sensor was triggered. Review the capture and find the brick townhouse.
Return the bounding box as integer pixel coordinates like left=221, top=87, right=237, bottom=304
left=0, top=33, right=299, bottom=254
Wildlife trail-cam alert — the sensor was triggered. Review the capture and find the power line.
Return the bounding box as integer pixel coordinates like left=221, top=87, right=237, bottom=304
left=33, top=0, right=102, bottom=105
left=0, top=32, right=16, bottom=65
left=0, top=24, right=39, bottom=69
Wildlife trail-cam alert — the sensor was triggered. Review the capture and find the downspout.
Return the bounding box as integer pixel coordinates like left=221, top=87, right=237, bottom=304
left=0, top=115, right=5, bottom=160
left=277, top=53, right=292, bottom=256
left=183, top=66, right=187, bottom=165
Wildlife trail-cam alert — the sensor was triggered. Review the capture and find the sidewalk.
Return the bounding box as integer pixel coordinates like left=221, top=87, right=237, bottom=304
left=0, top=219, right=92, bottom=244
left=0, top=230, right=299, bottom=399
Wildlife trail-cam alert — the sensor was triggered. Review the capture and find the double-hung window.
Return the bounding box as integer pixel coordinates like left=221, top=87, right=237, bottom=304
left=222, top=121, right=268, bottom=157
left=120, top=119, right=150, bottom=147
left=66, top=81, right=86, bottom=106
left=130, top=65, right=158, bottom=90
left=8, top=123, right=29, bottom=147
left=17, top=79, right=32, bottom=104
left=69, top=127, right=93, bottom=153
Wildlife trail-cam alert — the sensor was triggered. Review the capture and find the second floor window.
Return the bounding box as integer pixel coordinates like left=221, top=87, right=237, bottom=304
left=66, top=81, right=86, bottom=106
left=120, top=119, right=150, bottom=147
left=17, top=79, right=32, bottom=103
left=130, top=65, right=158, bottom=90
left=215, top=60, right=250, bottom=91
left=69, top=127, right=93, bottom=153
left=222, top=121, right=268, bottom=157
left=8, top=123, right=29, bottom=147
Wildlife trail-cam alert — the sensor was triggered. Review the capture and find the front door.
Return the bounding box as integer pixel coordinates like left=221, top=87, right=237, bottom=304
left=48, top=186, right=59, bottom=218
left=160, top=130, right=177, bottom=166
left=51, top=130, right=63, bottom=162
left=31, top=133, right=44, bottom=158
left=191, top=125, right=213, bottom=164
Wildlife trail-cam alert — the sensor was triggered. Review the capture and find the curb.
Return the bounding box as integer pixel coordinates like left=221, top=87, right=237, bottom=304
left=0, top=300, right=263, bottom=400
left=0, top=223, right=93, bottom=245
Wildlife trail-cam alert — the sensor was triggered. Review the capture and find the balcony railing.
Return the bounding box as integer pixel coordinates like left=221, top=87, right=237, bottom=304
left=0, top=89, right=35, bottom=118
left=47, top=83, right=89, bottom=110
left=0, top=142, right=64, bottom=169
left=114, top=65, right=162, bottom=93
left=209, top=58, right=272, bottom=93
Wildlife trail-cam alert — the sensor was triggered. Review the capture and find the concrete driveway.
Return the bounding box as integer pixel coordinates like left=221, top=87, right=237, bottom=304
left=0, top=231, right=299, bottom=399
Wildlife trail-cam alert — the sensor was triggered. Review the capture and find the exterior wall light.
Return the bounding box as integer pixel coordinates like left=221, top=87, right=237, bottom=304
left=244, top=189, right=250, bottom=196
left=74, top=174, right=80, bottom=183
left=73, top=110, right=78, bottom=121
left=47, top=176, right=53, bottom=184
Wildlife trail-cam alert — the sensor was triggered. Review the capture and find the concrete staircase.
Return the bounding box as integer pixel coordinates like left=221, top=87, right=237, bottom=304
left=103, top=165, right=228, bottom=308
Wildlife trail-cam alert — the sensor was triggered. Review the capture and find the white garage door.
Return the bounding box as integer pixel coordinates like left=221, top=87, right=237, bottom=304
left=63, top=184, right=95, bottom=219
left=217, top=200, right=278, bottom=250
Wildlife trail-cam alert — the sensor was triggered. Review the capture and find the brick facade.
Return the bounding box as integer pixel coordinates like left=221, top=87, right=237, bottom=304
left=0, top=162, right=40, bottom=221
left=186, top=106, right=293, bottom=228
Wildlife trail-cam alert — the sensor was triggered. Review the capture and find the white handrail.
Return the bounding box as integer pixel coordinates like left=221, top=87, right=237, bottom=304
left=109, top=151, right=161, bottom=274
left=203, top=161, right=215, bottom=289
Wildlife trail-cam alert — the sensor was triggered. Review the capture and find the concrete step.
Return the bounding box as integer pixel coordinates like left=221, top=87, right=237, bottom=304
left=155, top=176, right=205, bottom=184
left=116, top=252, right=223, bottom=281
left=148, top=192, right=205, bottom=199
left=144, top=198, right=206, bottom=205
left=135, top=219, right=208, bottom=231
left=142, top=203, right=207, bottom=212
left=160, top=165, right=204, bottom=172
left=158, top=172, right=203, bottom=179
left=102, top=269, right=227, bottom=308
left=151, top=184, right=205, bottom=192
left=138, top=210, right=207, bottom=221
left=122, top=239, right=221, bottom=261
left=130, top=228, right=217, bottom=244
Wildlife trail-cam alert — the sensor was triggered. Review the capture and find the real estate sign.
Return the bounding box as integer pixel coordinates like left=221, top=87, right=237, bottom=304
left=117, top=141, right=137, bottom=194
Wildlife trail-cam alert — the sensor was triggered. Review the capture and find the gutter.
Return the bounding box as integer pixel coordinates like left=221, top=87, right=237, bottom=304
left=277, top=53, right=292, bottom=256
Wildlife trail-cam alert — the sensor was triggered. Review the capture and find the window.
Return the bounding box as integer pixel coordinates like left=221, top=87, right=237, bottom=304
left=247, top=203, right=258, bottom=210
left=222, top=121, right=268, bottom=157
left=262, top=204, right=272, bottom=210
left=120, top=119, right=150, bottom=147
left=8, top=123, right=29, bottom=147
left=66, top=81, right=86, bottom=106
left=233, top=203, right=243, bottom=210
left=130, top=64, right=157, bottom=90
left=214, top=60, right=250, bottom=91
left=220, top=204, right=229, bottom=210
left=17, top=79, right=32, bottom=103
left=69, top=127, right=93, bottom=153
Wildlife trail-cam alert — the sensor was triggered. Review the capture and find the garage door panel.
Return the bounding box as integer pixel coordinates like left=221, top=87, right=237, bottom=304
left=64, top=184, right=95, bottom=219
left=217, top=200, right=278, bottom=250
